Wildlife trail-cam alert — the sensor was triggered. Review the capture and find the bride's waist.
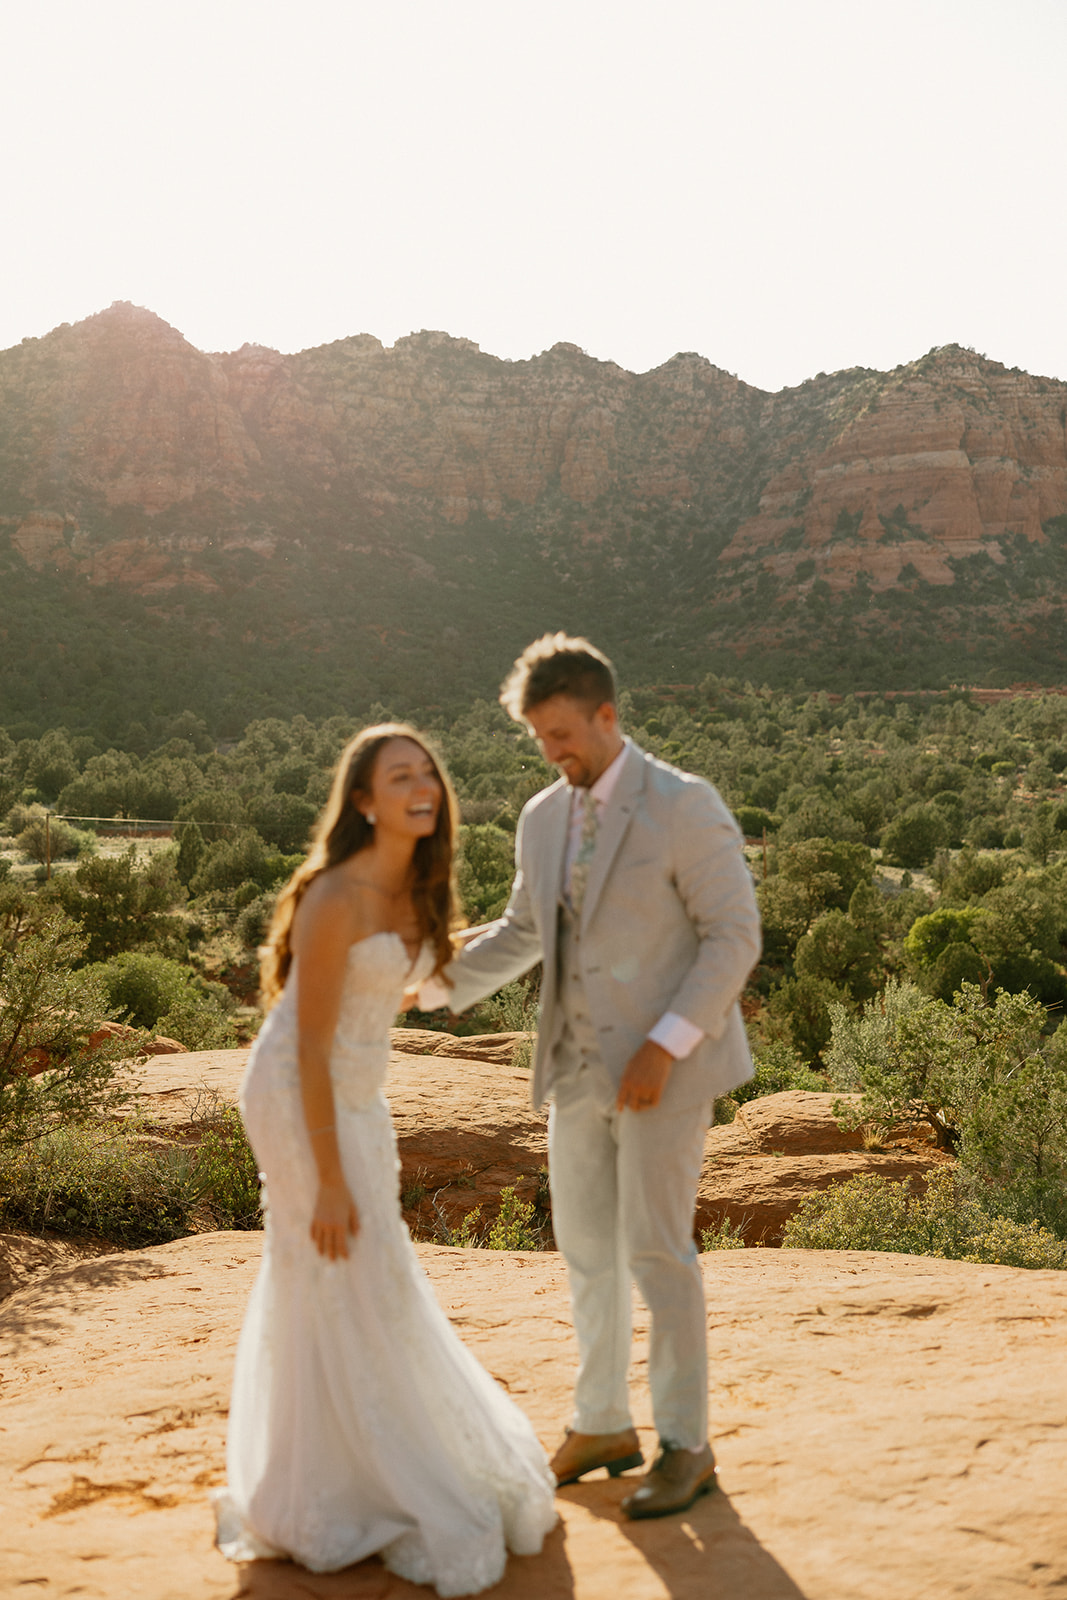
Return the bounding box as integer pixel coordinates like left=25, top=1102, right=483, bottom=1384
left=245, top=1020, right=389, bottom=1080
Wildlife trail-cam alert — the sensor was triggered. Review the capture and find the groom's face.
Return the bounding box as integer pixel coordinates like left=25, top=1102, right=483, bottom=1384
left=525, top=694, right=621, bottom=789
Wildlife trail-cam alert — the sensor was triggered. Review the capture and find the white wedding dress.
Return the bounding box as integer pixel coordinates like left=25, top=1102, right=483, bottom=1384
left=212, top=932, right=557, bottom=1596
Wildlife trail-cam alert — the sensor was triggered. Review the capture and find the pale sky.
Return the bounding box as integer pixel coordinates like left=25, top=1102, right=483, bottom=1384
left=2, top=0, right=1064, bottom=392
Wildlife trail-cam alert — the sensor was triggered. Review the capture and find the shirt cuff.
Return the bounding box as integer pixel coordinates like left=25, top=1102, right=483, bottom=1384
left=647, top=1011, right=705, bottom=1060
left=416, top=976, right=452, bottom=1011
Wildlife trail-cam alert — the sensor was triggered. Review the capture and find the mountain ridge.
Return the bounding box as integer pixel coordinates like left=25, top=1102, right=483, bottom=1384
left=1, top=302, right=1065, bottom=737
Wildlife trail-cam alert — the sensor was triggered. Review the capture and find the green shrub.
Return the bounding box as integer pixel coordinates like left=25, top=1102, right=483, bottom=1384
left=444, top=1182, right=545, bottom=1250
left=189, top=1105, right=262, bottom=1228
left=189, top=830, right=298, bottom=897
left=795, top=909, right=881, bottom=1000
left=469, top=978, right=538, bottom=1033
left=235, top=892, right=276, bottom=951
left=765, top=972, right=850, bottom=1061
left=15, top=808, right=95, bottom=863
left=484, top=1183, right=543, bottom=1249
left=456, top=823, right=515, bottom=923
left=175, top=820, right=206, bottom=886
left=0, top=1111, right=261, bottom=1245
left=828, top=983, right=1067, bottom=1232
left=960, top=1214, right=1067, bottom=1269
left=0, top=895, right=136, bottom=1143
left=734, top=1039, right=827, bottom=1104
left=246, top=792, right=317, bottom=855
left=904, top=907, right=982, bottom=968
left=735, top=806, right=777, bottom=837
left=89, top=951, right=236, bottom=1049
left=782, top=1168, right=1067, bottom=1269
left=700, top=1216, right=747, bottom=1250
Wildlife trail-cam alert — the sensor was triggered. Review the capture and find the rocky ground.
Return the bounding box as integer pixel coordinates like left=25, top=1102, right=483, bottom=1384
left=2, top=1233, right=1065, bottom=1599
left=2, top=1042, right=1059, bottom=1597
left=125, top=1045, right=947, bottom=1245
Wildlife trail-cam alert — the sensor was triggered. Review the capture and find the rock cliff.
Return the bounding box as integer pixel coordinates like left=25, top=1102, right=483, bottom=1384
left=2, top=302, right=1065, bottom=719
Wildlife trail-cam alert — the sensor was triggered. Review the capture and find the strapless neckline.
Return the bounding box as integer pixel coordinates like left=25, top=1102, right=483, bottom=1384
left=348, top=929, right=430, bottom=973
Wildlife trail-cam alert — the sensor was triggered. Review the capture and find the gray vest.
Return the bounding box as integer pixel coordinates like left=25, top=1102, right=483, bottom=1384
left=551, top=898, right=614, bottom=1105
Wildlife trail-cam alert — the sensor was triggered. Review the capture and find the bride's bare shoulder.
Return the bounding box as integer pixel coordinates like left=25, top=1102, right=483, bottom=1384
left=294, top=864, right=379, bottom=945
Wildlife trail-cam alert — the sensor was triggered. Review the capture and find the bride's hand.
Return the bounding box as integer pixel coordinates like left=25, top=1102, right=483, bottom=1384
left=399, top=986, right=420, bottom=1012
left=310, top=1180, right=360, bottom=1260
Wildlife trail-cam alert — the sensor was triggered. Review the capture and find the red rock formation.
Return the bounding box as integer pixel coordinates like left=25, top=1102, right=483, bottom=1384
left=721, top=346, right=1067, bottom=594
left=2, top=304, right=1065, bottom=668
left=696, top=1092, right=949, bottom=1245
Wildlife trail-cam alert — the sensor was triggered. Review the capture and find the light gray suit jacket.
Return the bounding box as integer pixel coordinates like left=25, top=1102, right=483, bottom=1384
left=445, top=741, right=762, bottom=1112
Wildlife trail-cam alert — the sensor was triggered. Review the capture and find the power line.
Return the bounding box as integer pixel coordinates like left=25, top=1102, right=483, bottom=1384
left=51, top=814, right=245, bottom=829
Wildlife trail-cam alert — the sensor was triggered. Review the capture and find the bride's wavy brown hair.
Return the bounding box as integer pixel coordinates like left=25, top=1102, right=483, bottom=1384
left=259, top=723, right=461, bottom=1009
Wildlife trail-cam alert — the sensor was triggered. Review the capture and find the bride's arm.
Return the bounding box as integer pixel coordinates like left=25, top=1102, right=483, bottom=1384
left=293, top=881, right=361, bottom=1260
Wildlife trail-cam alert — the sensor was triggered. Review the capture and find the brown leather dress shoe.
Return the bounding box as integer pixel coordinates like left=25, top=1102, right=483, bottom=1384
left=620, top=1442, right=718, bottom=1519
left=550, top=1427, right=644, bottom=1486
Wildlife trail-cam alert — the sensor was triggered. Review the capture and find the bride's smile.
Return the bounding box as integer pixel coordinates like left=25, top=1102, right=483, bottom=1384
left=357, top=737, right=443, bottom=839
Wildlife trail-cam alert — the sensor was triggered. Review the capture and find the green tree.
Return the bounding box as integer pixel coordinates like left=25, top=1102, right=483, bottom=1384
left=456, top=823, right=515, bottom=923
left=904, top=907, right=982, bottom=969
left=765, top=973, right=850, bottom=1061
left=794, top=909, right=881, bottom=1000
left=246, top=791, right=317, bottom=854
left=0, top=892, right=135, bottom=1144
left=1024, top=805, right=1059, bottom=866
left=24, top=729, right=79, bottom=802
left=972, top=884, right=1067, bottom=1006
left=49, top=847, right=185, bottom=964
left=190, top=830, right=295, bottom=896
left=175, top=820, right=206, bottom=887
left=880, top=804, right=951, bottom=868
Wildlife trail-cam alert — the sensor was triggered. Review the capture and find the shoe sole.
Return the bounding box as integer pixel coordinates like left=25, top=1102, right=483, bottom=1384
left=621, top=1471, right=718, bottom=1520
left=555, top=1450, right=645, bottom=1486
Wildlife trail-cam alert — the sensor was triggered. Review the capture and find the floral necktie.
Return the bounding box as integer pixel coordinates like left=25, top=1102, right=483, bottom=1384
left=568, top=788, right=599, bottom=915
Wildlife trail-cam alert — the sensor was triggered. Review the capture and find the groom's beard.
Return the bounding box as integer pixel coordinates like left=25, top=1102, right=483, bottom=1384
left=557, top=758, right=594, bottom=789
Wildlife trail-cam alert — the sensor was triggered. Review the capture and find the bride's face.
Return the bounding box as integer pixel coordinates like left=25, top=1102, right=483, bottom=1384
left=358, top=737, right=443, bottom=840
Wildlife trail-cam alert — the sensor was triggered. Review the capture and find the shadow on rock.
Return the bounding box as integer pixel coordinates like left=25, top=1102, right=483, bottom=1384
left=558, top=1477, right=809, bottom=1600
left=0, top=1251, right=168, bottom=1352
left=231, top=1518, right=575, bottom=1599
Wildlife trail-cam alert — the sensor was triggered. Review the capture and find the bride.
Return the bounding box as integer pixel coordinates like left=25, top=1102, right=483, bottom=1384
left=212, top=724, right=557, bottom=1595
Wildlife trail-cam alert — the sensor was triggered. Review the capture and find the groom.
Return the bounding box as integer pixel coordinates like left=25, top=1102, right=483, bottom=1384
left=421, top=634, right=761, bottom=1518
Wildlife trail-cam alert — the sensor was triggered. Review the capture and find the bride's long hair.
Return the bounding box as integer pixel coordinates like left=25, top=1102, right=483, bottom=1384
left=259, top=723, right=460, bottom=1008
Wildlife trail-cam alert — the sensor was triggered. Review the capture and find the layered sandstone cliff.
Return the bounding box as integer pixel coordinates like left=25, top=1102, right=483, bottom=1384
left=2, top=302, right=1065, bottom=676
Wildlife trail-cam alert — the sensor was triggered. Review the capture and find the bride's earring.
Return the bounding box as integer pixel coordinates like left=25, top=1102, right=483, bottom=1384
left=366, top=811, right=377, bottom=826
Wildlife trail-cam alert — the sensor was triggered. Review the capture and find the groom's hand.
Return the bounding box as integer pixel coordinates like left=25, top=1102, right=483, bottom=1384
left=617, top=1040, right=673, bottom=1112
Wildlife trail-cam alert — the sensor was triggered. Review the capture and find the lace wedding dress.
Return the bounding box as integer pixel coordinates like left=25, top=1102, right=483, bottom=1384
left=212, top=932, right=557, bottom=1596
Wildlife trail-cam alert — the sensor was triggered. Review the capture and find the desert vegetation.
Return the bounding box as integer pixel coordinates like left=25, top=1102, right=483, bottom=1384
left=0, top=681, right=1065, bottom=1262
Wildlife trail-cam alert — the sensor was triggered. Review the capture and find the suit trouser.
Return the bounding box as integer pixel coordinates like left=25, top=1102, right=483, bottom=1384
left=547, top=1059, right=712, bottom=1450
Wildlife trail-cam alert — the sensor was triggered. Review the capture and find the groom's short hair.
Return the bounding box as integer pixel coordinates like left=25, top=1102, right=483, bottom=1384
left=500, top=633, right=617, bottom=720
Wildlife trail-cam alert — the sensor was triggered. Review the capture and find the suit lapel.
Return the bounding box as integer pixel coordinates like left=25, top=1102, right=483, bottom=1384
left=580, top=742, right=646, bottom=930
left=531, top=781, right=570, bottom=941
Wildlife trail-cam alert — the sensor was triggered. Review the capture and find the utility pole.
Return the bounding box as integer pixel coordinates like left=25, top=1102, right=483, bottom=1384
left=45, top=811, right=52, bottom=881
